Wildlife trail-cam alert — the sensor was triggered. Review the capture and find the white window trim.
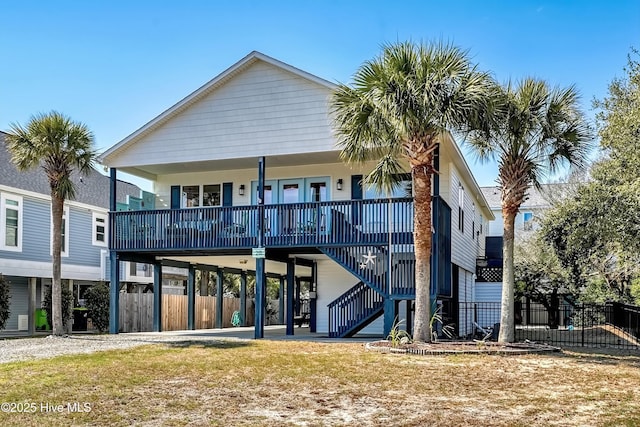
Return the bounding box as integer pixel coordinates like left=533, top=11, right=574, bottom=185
left=50, top=205, right=70, bottom=258
left=92, top=212, right=108, bottom=247
left=0, top=193, right=23, bottom=252
left=182, top=184, right=223, bottom=208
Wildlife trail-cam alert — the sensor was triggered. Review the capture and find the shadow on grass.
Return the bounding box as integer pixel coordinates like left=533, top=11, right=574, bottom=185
left=65, top=334, right=255, bottom=350
left=546, top=346, right=640, bottom=366
left=164, top=340, right=254, bottom=350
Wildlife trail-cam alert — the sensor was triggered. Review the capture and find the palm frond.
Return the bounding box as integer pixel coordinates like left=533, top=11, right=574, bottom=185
left=4, top=111, right=96, bottom=201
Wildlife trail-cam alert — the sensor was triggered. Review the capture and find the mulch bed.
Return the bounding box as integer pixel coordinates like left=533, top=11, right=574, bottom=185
left=366, top=340, right=561, bottom=355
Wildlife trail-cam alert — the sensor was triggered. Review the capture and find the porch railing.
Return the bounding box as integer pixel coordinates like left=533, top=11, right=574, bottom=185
left=110, top=198, right=414, bottom=251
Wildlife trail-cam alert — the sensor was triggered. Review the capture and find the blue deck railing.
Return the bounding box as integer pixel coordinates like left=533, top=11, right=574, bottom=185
left=110, top=198, right=414, bottom=251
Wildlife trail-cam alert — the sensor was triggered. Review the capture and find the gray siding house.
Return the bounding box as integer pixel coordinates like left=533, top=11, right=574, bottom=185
left=0, top=131, right=144, bottom=333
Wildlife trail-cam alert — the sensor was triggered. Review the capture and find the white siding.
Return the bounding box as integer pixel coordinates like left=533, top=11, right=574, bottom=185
left=154, top=162, right=367, bottom=208
left=111, top=62, right=335, bottom=167
left=315, top=257, right=384, bottom=336
left=447, top=164, right=482, bottom=272
left=457, top=267, right=475, bottom=337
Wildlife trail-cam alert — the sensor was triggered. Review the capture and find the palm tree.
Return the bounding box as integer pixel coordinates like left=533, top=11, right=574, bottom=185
left=5, top=111, right=96, bottom=335
left=467, top=79, right=592, bottom=342
left=331, top=41, right=496, bottom=342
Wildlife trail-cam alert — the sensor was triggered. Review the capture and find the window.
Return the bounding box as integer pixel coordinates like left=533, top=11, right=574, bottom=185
left=51, top=205, right=70, bottom=257
left=181, top=184, right=223, bottom=207
left=182, top=185, right=200, bottom=207
left=309, top=182, right=327, bottom=202
left=203, top=184, right=221, bottom=206
left=523, top=212, right=534, bottom=231
left=0, top=193, right=22, bottom=251
left=472, top=203, right=476, bottom=239
left=92, top=212, right=108, bottom=246
left=458, top=184, right=465, bottom=233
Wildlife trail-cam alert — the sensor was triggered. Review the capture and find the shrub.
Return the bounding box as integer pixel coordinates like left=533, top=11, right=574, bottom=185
left=43, top=284, right=74, bottom=330
left=0, top=275, right=11, bottom=330
left=84, top=282, right=110, bottom=332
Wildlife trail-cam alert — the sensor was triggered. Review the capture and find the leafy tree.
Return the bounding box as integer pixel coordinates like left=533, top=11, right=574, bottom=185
left=84, top=283, right=110, bottom=332
left=514, top=233, right=570, bottom=328
left=467, top=79, right=592, bottom=342
left=542, top=182, right=640, bottom=303
left=43, top=284, right=74, bottom=331
left=593, top=49, right=640, bottom=184
left=5, top=112, right=96, bottom=335
left=332, top=41, right=496, bottom=342
left=541, top=50, right=640, bottom=306
left=0, top=275, right=11, bottom=330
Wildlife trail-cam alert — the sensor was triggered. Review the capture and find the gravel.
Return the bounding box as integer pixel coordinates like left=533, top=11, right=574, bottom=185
left=0, top=333, right=244, bottom=364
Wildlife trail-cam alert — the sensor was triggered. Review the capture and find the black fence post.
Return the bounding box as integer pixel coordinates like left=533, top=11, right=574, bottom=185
left=581, top=304, right=585, bottom=347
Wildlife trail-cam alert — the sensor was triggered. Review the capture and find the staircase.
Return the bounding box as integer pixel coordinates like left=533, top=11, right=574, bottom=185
left=327, top=281, right=384, bottom=338
left=322, top=207, right=418, bottom=338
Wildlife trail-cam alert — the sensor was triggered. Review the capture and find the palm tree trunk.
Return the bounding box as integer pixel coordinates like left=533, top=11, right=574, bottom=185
left=412, top=162, right=433, bottom=343
left=498, top=209, right=516, bottom=342
left=51, top=195, right=64, bottom=336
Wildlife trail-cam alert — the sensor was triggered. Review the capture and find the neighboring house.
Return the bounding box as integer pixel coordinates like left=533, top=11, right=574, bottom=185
left=100, top=51, right=494, bottom=338
left=0, top=131, right=149, bottom=333
left=481, top=185, right=558, bottom=237
left=476, top=184, right=561, bottom=303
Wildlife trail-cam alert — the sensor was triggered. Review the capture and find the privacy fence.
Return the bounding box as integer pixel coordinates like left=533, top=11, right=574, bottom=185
left=117, top=294, right=274, bottom=332
left=459, top=301, right=640, bottom=349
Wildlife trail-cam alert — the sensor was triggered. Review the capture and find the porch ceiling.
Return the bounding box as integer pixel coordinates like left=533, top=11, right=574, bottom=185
left=117, top=151, right=342, bottom=179
left=164, top=255, right=315, bottom=276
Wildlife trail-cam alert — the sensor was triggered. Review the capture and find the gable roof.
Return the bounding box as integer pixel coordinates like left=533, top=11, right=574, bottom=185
left=100, top=51, right=337, bottom=164
left=1, top=131, right=141, bottom=208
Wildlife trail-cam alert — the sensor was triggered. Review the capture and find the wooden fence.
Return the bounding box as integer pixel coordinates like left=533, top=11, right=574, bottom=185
left=118, top=293, right=259, bottom=332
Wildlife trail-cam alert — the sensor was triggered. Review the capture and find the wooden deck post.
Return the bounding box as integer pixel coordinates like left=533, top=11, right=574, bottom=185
left=286, top=258, right=295, bottom=335
left=254, top=156, right=266, bottom=339
left=405, top=300, right=413, bottom=336
left=187, top=264, right=195, bottom=330
left=216, top=269, right=224, bottom=329
left=28, top=277, right=36, bottom=336
left=240, top=270, right=247, bottom=326
left=310, top=261, right=317, bottom=333
left=383, top=297, right=396, bottom=338
left=153, top=263, right=162, bottom=332
left=109, top=167, right=120, bottom=334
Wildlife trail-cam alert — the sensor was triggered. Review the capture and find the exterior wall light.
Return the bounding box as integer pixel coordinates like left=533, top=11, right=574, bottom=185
left=239, top=184, right=245, bottom=196
left=336, top=179, right=343, bottom=191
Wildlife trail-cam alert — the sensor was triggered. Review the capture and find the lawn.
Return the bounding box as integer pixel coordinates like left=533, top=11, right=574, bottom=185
left=0, top=340, right=639, bottom=426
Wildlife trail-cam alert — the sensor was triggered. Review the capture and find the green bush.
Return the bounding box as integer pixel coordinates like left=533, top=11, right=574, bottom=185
left=0, top=275, right=11, bottom=330
left=43, top=284, right=74, bottom=330
left=84, top=282, right=110, bottom=332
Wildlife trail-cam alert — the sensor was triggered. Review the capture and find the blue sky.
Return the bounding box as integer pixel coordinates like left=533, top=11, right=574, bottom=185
left=1, top=1, right=638, bottom=190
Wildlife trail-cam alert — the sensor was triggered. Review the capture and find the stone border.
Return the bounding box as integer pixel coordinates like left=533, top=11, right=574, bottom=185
left=365, top=340, right=561, bottom=356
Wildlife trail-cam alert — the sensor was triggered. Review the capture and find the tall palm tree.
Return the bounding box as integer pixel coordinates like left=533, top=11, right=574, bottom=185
left=467, top=79, right=592, bottom=342
left=331, top=41, right=497, bottom=342
left=5, top=112, right=96, bottom=335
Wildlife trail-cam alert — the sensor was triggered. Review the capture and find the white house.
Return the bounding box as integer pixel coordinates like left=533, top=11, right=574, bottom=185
left=100, top=51, right=493, bottom=338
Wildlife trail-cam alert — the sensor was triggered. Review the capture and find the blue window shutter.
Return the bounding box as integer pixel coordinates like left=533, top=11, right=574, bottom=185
left=222, top=183, right=233, bottom=207
left=170, top=186, right=180, bottom=210
left=351, top=175, right=363, bottom=225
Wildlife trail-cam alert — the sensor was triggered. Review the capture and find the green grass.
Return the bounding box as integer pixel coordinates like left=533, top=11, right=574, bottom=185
left=0, top=341, right=639, bottom=426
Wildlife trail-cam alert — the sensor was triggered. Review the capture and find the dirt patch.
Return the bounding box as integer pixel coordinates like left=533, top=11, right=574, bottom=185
left=366, top=340, right=561, bottom=355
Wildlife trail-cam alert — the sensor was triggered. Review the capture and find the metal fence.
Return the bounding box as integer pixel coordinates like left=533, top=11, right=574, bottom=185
left=457, top=301, right=640, bottom=349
